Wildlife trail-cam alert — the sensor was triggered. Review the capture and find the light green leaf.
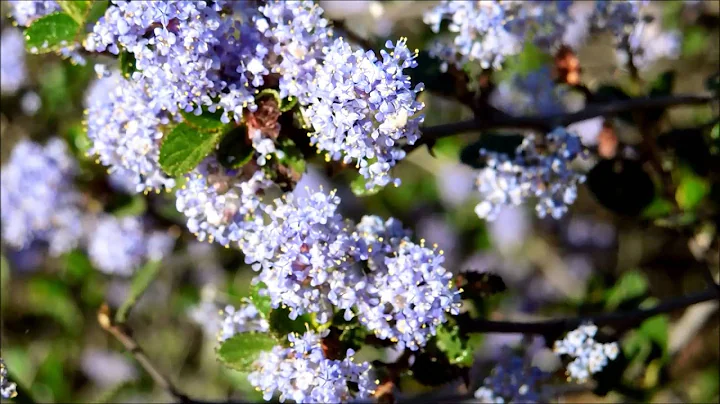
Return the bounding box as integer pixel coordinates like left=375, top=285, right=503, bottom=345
left=115, top=260, right=162, bottom=323
left=181, top=108, right=230, bottom=133
left=159, top=123, right=223, bottom=176
left=435, top=324, right=484, bottom=367
left=676, top=172, right=709, bottom=211
left=639, top=315, right=669, bottom=361
left=57, top=1, right=91, bottom=25
left=350, top=175, right=382, bottom=197
left=24, top=12, right=80, bottom=54
left=605, top=270, right=648, bottom=310
left=248, top=282, right=272, bottom=319
left=217, top=333, right=278, bottom=371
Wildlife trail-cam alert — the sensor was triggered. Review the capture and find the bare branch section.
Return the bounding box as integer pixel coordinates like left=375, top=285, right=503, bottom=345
left=460, top=287, right=719, bottom=335
left=413, top=94, right=716, bottom=152
left=98, top=304, right=195, bottom=404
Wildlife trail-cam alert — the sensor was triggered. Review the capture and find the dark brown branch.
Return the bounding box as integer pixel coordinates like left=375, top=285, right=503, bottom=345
left=410, top=94, right=716, bottom=153
left=98, top=304, right=194, bottom=403
left=459, top=287, right=719, bottom=335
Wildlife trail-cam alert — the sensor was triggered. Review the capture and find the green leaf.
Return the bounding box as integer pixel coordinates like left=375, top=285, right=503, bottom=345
left=350, top=175, right=382, bottom=197
left=61, top=249, right=94, bottom=283
left=26, top=278, right=83, bottom=332
left=159, top=123, right=223, bottom=176
left=119, top=51, right=136, bottom=78
left=676, top=171, right=709, bottom=211
left=280, top=96, right=298, bottom=112
left=181, top=108, right=229, bottom=133
left=605, top=270, right=648, bottom=311
left=111, top=194, right=148, bottom=217
left=216, top=126, right=254, bottom=169
left=217, top=333, right=278, bottom=371
left=24, top=12, right=81, bottom=54
left=57, top=1, right=91, bottom=25
left=268, top=307, right=313, bottom=340
left=85, top=0, right=109, bottom=27
left=641, top=197, right=674, bottom=219
left=248, top=282, right=272, bottom=319
left=435, top=324, right=483, bottom=367
left=115, top=260, right=162, bottom=323
left=276, top=138, right=306, bottom=175
left=638, top=315, right=669, bottom=361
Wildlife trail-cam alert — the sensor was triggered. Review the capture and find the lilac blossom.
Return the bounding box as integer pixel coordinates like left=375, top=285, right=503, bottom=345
left=1, top=28, right=27, bottom=95
left=248, top=331, right=376, bottom=403
left=0, top=358, right=18, bottom=400
left=7, top=0, right=60, bottom=27
left=553, top=323, right=620, bottom=382
left=474, top=348, right=551, bottom=403
left=0, top=139, right=83, bottom=255
left=306, top=38, right=425, bottom=189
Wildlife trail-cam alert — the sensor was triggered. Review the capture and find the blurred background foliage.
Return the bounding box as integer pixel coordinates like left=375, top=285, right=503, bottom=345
left=1, top=1, right=719, bottom=403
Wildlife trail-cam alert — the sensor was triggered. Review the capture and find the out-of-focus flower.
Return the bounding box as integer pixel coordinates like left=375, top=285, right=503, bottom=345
left=0, top=28, right=27, bottom=95
left=80, top=349, right=138, bottom=388
left=474, top=347, right=550, bottom=403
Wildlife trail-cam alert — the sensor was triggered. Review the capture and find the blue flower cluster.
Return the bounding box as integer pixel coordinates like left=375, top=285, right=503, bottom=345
left=84, top=70, right=177, bottom=193
left=307, top=38, right=425, bottom=189
left=248, top=331, right=376, bottom=403
left=0, top=139, right=83, bottom=256
left=474, top=127, right=587, bottom=221
left=0, top=358, right=18, bottom=400
left=175, top=157, right=274, bottom=246
left=474, top=349, right=550, bottom=403
left=87, top=215, right=174, bottom=276
left=1, top=28, right=27, bottom=95
left=218, top=303, right=270, bottom=342
left=424, top=0, right=646, bottom=71
left=240, top=190, right=461, bottom=350
left=553, top=323, right=620, bottom=382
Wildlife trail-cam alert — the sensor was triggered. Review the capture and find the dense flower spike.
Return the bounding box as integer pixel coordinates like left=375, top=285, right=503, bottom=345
left=242, top=190, right=356, bottom=324
left=254, top=0, right=333, bottom=104
left=0, top=358, right=18, bottom=400
left=175, top=158, right=274, bottom=246
left=87, top=215, right=174, bottom=276
left=553, top=323, right=620, bottom=382
left=0, top=139, right=83, bottom=255
left=85, top=1, right=264, bottom=120
left=84, top=71, right=176, bottom=193
left=0, top=28, right=27, bottom=95
left=7, top=0, right=60, bottom=27
left=248, top=331, right=376, bottom=403
left=474, top=350, right=550, bottom=403
left=306, top=38, right=425, bottom=189
left=474, top=127, right=586, bottom=221
left=218, top=303, right=270, bottom=341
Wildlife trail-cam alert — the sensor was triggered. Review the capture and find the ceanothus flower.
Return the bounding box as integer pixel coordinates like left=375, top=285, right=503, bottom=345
left=248, top=331, right=376, bottom=403
left=7, top=0, right=60, bottom=27
left=423, top=1, right=573, bottom=71
left=254, top=0, right=333, bottom=104
left=1, top=358, right=18, bottom=400
left=84, top=71, right=176, bottom=193
left=474, top=127, right=586, bottom=221
left=355, top=239, right=461, bottom=351
left=306, top=37, right=425, bottom=189
left=84, top=1, right=264, bottom=121
left=0, top=139, right=83, bottom=256
left=87, top=215, right=175, bottom=276
left=1, top=28, right=27, bottom=95
left=175, top=157, right=274, bottom=247
left=474, top=348, right=550, bottom=403
left=218, top=303, right=270, bottom=342
left=241, top=189, right=356, bottom=324
left=553, top=323, right=620, bottom=382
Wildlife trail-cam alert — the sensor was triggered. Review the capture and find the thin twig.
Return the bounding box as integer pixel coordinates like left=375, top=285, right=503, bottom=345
left=459, top=287, right=719, bottom=335
left=98, top=304, right=194, bottom=404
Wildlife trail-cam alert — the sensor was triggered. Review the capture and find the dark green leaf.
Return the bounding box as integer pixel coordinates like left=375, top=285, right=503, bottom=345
left=590, top=86, right=634, bottom=123
left=350, top=175, right=382, bottom=197
left=111, top=194, right=148, bottom=217
left=706, top=72, right=720, bottom=94
left=276, top=138, right=306, bottom=175
left=657, top=128, right=711, bottom=176
left=159, top=123, right=223, bottom=176
left=249, top=282, right=272, bottom=319
left=646, top=71, right=676, bottom=122
left=85, top=0, right=109, bottom=27
left=180, top=108, right=229, bottom=133
left=268, top=307, right=312, bottom=340
left=280, top=96, right=298, bottom=112
left=24, top=12, right=81, bottom=54
left=459, top=133, right=525, bottom=169
left=217, top=126, right=254, bottom=169
left=119, top=51, right=136, bottom=78
left=57, top=1, right=91, bottom=25
left=61, top=249, right=94, bottom=283
left=217, top=333, right=278, bottom=371
left=26, top=277, right=83, bottom=332
left=115, top=260, right=162, bottom=323
left=586, top=159, right=655, bottom=216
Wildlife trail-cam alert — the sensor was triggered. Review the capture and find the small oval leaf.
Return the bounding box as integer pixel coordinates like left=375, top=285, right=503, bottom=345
left=217, top=333, right=278, bottom=372
left=24, top=12, right=80, bottom=54
left=159, top=123, right=223, bottom=176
